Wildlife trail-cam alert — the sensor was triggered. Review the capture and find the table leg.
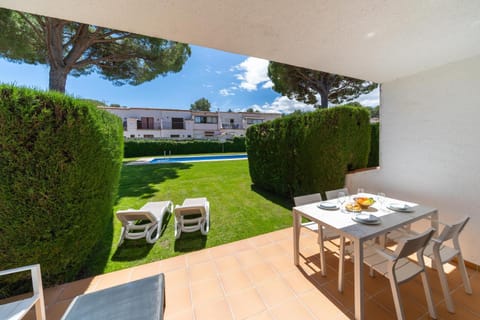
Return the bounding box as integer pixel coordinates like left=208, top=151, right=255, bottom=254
left=354, top=239, right=364, bottom=320
left=338, top=236, right=345, bottom=292
left=293, top=209, right=300, bottom=266
left=430, top=211, right=440, bottom=270
left=430, top=211, right=439, bottom=236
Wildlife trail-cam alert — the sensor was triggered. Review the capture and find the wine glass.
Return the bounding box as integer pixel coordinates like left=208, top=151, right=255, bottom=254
left=377, top=192, right=386, bottom=211
left=357, top=187, right=365, bottom=196
left=337, top=191, right=346, bottom=212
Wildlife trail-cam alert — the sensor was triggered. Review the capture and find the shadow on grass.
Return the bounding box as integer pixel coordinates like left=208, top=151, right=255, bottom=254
left=250, top=184, right=292, bottom=210
left=174, top=232, right=207, bottom=252
left=116, top=163, right=192, bottom=203
left=111, top=242, right=156, bottom=261
left=111, top=212, right=172, bottom=262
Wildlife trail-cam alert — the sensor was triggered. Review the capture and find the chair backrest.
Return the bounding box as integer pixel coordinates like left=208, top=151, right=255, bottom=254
left=325, top=188, right=349, bottom=200
left=394, top=228, right=435, bottom=260
left=294, top=193, right=322, bottom=206
left=175, top=206, right=206, bottom=217
left=437, top=216, right=470, bottom=243
left=116, top=210, right=155, bottom=224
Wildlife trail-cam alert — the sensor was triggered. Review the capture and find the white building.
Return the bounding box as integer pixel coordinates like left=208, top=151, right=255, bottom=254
left=99, top=106, right=281, bottom=139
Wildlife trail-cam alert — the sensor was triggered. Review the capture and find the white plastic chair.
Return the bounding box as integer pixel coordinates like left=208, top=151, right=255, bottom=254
left=364, top=228, right=437, bottom=320
left=423, top=216, right=472, bottom=313
left=116, top=201, right=173, bottom=246
left=0, top=264, right=46, bottom=320
left=174, top=197, right=210, bottom=239
left=325, top=187, right=349, bottom=201
left=294, top=193, right=347, bottom=292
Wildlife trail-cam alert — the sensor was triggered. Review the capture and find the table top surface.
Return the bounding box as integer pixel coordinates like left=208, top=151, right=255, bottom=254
left=293, top=193, right=437, bottom=241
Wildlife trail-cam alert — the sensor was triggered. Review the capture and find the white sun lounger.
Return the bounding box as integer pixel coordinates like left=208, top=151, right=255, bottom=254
left=174, top=197, right=210, bottom=239
left=116, top=201, right=173, bottom=246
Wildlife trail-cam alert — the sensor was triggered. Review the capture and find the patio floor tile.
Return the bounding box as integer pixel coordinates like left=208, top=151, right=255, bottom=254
left=193, top=298, right=233, bottom=320
left=219, top=268, right=253, bottom=295
left=255, top=275, right=296, bottom=308
left=226, top=287, right=266, bottom=319
left=190, top=277, right=224, bottom=306
left=37, top=227, right=479, bottom=320
left=268, top=298, right=316, bottom=320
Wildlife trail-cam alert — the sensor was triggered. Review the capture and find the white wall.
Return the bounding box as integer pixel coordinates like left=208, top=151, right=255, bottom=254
left=347, top=54, right=480, bottom=264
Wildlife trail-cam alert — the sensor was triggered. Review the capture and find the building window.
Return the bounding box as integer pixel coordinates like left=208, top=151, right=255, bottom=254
left=130, top=135, right=135, bottom=138
left=143, top=134, right=154, bottom=138
left=171, top=117, right=184, bottom=129
left=246, top=118, right=263, bottom=125
left=170, top=134, right=180, bottom=138
left=137, top=117, right=154, bottom=129
left=195, top=116, right=218, bottom=124
left=204, top=131, right=215, bottom=137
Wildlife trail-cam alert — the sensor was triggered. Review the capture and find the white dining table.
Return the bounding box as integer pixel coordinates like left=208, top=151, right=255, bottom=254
left=292, top=193, right=438, bottom=320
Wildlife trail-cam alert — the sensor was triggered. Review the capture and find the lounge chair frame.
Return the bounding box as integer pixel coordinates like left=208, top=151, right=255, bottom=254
left=174, top=197, right=210, bottom=239
left=116, top=201, right=173, bottom=246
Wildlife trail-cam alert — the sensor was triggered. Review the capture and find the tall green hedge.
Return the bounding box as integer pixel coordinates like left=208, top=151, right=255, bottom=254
left=124, top=137, right=246, bottom=158
left=367, top=122, right=379, bottom=167
left=0, top=85, right=123, bottom=289
left=246, top=106, right=370, bottom=198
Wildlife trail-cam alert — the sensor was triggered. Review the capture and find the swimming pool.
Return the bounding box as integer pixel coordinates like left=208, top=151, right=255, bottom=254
left=150, top=154, right=247, bottom=164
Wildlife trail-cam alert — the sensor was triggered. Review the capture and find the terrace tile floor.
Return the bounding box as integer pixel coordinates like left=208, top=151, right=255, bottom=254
left=29, top=228, right=480, bottom=319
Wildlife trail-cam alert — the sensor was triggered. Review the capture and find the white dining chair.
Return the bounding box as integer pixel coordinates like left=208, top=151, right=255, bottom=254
left=294, top=193, right=346, bottom=292
left=364, top=228, right=437, bottom=320
left=423, top=216, right=472, bottom=313
left=325, top=187, right=349, bottom=200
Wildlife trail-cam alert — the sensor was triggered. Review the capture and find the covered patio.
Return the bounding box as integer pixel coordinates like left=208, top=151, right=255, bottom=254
left=1, top=1, right=480, bottom=319
left=28, top=228, right=479, bottom=319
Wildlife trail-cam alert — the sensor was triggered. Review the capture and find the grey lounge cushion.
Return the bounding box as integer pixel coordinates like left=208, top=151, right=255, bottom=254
left=61, top=274, right=165, bottom=320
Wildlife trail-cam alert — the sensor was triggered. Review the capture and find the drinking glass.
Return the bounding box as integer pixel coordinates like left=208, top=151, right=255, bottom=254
left=337, top=191, right=346, bottom=212
left=357, top=187, right=365, bottom=195
left=377, top=192, right=386, bottom=211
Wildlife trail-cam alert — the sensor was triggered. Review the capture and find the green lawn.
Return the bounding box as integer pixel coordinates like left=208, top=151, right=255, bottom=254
left=82, top=159, right=292, bottom=277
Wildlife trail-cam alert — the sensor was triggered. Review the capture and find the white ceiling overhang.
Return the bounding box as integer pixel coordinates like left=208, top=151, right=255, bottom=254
left=1, top=0, right=480, bottom=83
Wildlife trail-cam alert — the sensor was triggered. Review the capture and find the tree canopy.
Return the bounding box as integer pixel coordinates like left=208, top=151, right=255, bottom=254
left=268, top=62, right=378, bottom=108
left=190, top=98, right=211, bottom=111
left=0, top=8, right=191, bottom=92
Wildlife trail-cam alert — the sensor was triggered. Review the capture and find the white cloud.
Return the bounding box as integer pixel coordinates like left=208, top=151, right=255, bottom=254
left=355, top=87, right=380, bottom=107
left=262, top=80, right=274, bottom=89
left=219, top=88, right=235, bottom=96
left=233, top=57, right=272, bottom=91
left=240, top=86, right=379, bottom=114
left=243, top=96, right=315, bottom=114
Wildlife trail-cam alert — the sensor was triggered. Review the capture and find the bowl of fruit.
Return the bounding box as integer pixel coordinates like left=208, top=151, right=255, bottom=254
left=354, top=197, right=375, bottom=209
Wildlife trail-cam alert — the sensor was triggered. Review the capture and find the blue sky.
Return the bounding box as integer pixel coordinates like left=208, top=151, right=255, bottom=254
left=0, top=45, right=379, bottom=113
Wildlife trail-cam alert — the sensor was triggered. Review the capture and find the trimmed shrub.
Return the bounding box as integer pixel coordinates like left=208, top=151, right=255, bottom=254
left=246, top=107, right=370, bottom=198
left=0, top=85, right=123, bottom=290
left=368, top=122, right=379, bottom=167
left=124, top=136, right=246, bottom=158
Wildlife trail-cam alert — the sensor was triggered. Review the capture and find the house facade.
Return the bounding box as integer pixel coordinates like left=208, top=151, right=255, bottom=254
left=99, top=106, right=281, bottom=139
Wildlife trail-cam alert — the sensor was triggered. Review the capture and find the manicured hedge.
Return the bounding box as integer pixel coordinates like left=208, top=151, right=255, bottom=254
left=124, top=137, right=246, bottom=158
left=0, top=85, right=123, bottom=291
left=367, top=122, right=379, bottom=167
left=246, top=106, right=370, bottom=198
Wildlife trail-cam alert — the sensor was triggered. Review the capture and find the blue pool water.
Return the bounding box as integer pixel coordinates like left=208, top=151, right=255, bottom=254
left=150, top=154, right=247, bottom=164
